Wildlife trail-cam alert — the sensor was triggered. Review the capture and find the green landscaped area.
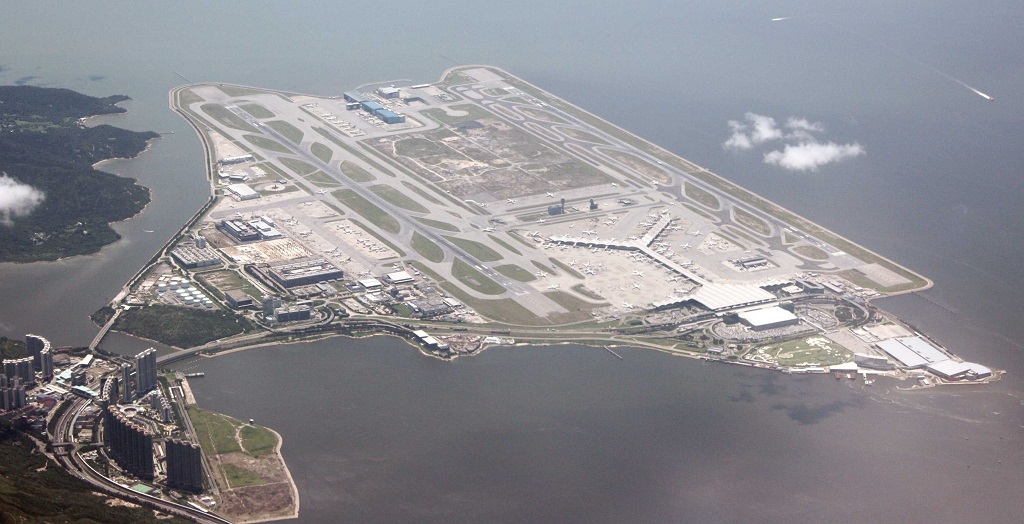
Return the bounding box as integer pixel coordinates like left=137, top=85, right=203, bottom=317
left=339, top=160, right=375, bottom=182
left=265, top=120, right=304, bottom=144
left=370, top=184, right=430, bottom=213
left=311, top=142, right=333, bottom=163
left=216, top=85, right=272, bottom=97
left=488, top=234, right=522, bottom=256
left=550, top=258, right=584, bottom=279
left=401, top=181, right=443, bottom=205
left=793, top=245, right=830, bottom=260
left=239, top=425, right=277, bottom=457
left=239, top=103, right=275, bottom=119
left=451, top=258, right=505, bottom=295
left=196, top=270, right=264, bottom=301
left=244, top=134, right=291, bottom=153
left=187, top=406, right=241, bottom=455
left=415, top=217, right=460, bottom=232
left=684, top=181, right=720, bottom=209
left=410, top=231, right=444, bottom=263
left=444, top=235, right=503, bottom=262
left=221, top=463, right=265, bottom=488
left=279, top=157, right=317, bottom=175
left=494, top=264, right=536, bottom=282
left=733, top=207, right=772, bottom=236
left=202, top=103, right=258, bottom=132
left=421, top=104, right=496, bottom=126
left=747, top=336, right=853, bottom=367
left=332, top=190, right=400, bottom=234
left=553, top=125, right=609, bottom=144
left=306, top=171, right=341, bottom=187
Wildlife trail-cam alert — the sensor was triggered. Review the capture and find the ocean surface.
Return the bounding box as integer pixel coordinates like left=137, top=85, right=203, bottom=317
left=2, top=1, right=1023, bottom=522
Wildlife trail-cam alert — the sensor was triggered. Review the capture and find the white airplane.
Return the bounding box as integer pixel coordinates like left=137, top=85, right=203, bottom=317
left=611, top=182, right=618, bottom=187
left=584, top=269, right=596, bottom=275
left=537, top=219, right=546, bottom=223
left=535, top=271, right=547, bottom=278
left=482, top=227, right=495, bottom=232
left=583, top=230, right=596, bottom=235
left=569, top=224, right=575, bottom=228
left=317, top=189, right=328, bottom=195
left=507, top=199, right=517, bottom=204
left=632, top=270, right=644, bottom=276
left=691, top=230, right=701, bottom=236
left=680, top=243, right=690, bottom=249
left=546, top=192, right=556, bottom=197
left=632, top=283, right=642, bottom=289
left=669, top=276, right=680, bottom=282
left=622, top=302, right=634, bottom=309
left=547, top=284, right=560, bottom=290
left=569, top=259, right=577, bottom=265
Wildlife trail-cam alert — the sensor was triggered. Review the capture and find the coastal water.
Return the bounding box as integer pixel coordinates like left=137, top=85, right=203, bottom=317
left=2, top=1, right=1023, bottom=522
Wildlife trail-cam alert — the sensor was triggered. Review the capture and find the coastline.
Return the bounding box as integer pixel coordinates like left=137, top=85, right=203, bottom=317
left=229, top=425, right=300, bottom=524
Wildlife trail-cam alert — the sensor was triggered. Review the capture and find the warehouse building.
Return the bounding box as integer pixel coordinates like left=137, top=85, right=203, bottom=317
left=376, top=109, right=406, bottom=124
left=268, top=260, right=343, bottom=288
left=226, top=183, right=259, bottom=201
left=737, top=306, right=799, bottom=331
left=171, top=245, right=221, bottom=269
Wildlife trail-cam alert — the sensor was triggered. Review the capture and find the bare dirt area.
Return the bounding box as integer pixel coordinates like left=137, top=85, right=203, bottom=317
left=218, top=481, right=295, bottom=522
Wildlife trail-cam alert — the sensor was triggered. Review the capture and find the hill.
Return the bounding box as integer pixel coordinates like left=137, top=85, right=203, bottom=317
left=0, top=85, right=157, bottom=262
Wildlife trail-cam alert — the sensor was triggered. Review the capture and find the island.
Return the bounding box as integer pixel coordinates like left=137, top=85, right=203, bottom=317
left=0, top=85, right=155, bottom=262
left=2, top=66, right=1000, bottom=524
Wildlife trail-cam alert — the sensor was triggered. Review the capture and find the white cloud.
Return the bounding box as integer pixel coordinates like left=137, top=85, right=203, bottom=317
left=763, top=141, right=865, bottom=171
left=725, top=113, right=864, bottom=171
left=785, top=117, right=824, bottom=132
left=723, top=112, right=783, bottom=150
left=0, top=174, right=46, bottom=226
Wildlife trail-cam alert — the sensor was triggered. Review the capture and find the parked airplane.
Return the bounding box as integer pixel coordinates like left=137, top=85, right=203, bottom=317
left=680, top=243, right=690, bottom=249
left=691, top=230, right=701, bottom=236
left=622, top=302, right=634, bottom=309
left=546, top=192, right=556, bottom=197
left=632, top=270, right=644, bottom=276
left=548, top=284, right=560, bottom=290
left=317, top=189, right=328, bottom=194
left=507, top=199, right=517, bottom=204
left=632, top=283, right=642, bottom=289
left=535, top=271, right=547, bottom=278
left=482, top=227, right=495, bottom=232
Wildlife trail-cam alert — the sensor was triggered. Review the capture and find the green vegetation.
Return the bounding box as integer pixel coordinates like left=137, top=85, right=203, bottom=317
left=543, top=291, right=606, bottom=314
left=201, top=103, right=258, bottom=132
left=370, top=184, right=429, bottom=213
left=421, top=104, right=496, bottom=126
left=216, top=85, right=271, bottom=97
left=238, top=103, right=275, bottom=119
left=733, top=207, right=772, bottom=236
left=187, top=406, right=241, bottom=454
left=332, top=189, right=400, bottom=234
left=310, top=142, right=333, bottom=163
left=239, top=425, right=277, bottom=457
left=401, top=181, right=443, bottom=205
left=749, top=337, right=853, bottom=367
left=553, top=125, right=608, bottom=144
left=549, top=258, right=584, bottom=279
left=265, top=120, right=304, bottom=144
left=410, top=231, right=444, bottom=263
left=0, top=86, right=156, bottom=262
left=494, top=264, right=537, bottom=282
left=244, top=134, right=290, bottom=153
left=339, top=160, right=375, bottom=182
left=305, top=171, right=340, bottom=187
left=793, top=245, right=830, bottom=260
left=835, top=268, right=920, bottom=293
left=0, top=424, right=188, bottom=523
left=0, top=337, right=27, bottom=359
left=197, top=269, right=264, bottom=299
left=112, top=304, right=253, bottom=348
left=175, top=88, right=205, bottom=107
left=410, top=218, right=456, bottom=233
left=451, top=258, right=506, bottom=295
left=394, top=137, right=444, bottom=157
left=222, top=463, right=265, bottom=487
left=444, top=235, right=503, bottom=262
left=684, top=181, right=720, bottom=209
left=488, top=234, right=522, bottom=255
left=279, top=157, right=316, bottom=176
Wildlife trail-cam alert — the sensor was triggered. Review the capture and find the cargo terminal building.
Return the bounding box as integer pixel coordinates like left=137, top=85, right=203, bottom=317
left=268, top=260, right=344, bottom=288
